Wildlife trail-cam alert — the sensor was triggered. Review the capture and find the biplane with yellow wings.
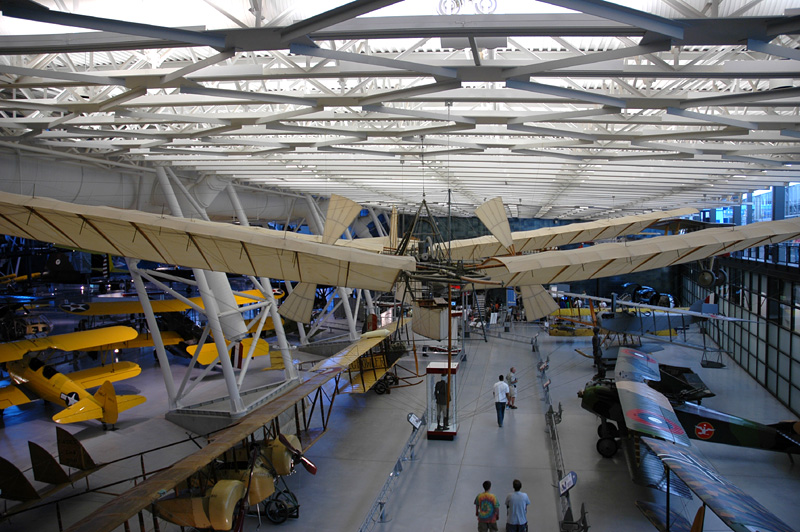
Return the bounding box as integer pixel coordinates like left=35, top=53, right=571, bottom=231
left=579, top=348, right=798, bottom=532
left=0, top=325, right=146, bottom=425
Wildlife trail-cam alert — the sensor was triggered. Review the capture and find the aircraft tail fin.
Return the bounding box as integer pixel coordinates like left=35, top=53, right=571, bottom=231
left=92, top=381, right=146, bottom=424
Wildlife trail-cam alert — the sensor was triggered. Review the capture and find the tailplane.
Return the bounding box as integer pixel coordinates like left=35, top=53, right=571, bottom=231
left=52, top=381, right=145, bottom=424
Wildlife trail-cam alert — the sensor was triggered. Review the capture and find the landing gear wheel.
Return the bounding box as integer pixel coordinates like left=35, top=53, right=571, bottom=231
left=265, top=499, right=289, bottom=524
left=597, top=423, right=619, bottom=439
left=374, top=381, right=388, bottom=395
left=596, top=437, right=618, bottom=458
left=387, top=373, right=399, bottom=385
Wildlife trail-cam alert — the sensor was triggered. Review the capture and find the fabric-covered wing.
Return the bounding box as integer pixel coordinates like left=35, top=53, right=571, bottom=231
left=446, top=208, right=696, bottom=261
left=0, top=326, right=139, bottom=363
left=487, top=218, right=800, bottom=287
left=475, top=197, right=515, bottom=253
left=615, top=347, right=661, bottom=383
left=279, top=282, right=318, bottom=324
left=68, top=361, right=142, bottom=389
left=642, top=437, right=797, bottom=532
left=616, top=380, right=689, bottom=445
left=519, top=284, right=559, bottom=321
left=0, top=192, right=415, bottom=291
left=311, top=318, right=408, bottom=373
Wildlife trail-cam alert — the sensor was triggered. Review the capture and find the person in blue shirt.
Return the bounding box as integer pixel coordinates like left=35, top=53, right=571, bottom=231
left=505, top=479, right=531, bottom=532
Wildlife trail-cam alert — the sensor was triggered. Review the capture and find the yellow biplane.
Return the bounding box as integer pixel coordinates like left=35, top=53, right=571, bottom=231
left=0, top=326, right=146, bottom=425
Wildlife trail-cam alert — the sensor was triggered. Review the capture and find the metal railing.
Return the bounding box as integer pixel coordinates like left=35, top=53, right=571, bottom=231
left=536, top=351, right=589, bottom=532
left=356, top=413, right=426, bottom=532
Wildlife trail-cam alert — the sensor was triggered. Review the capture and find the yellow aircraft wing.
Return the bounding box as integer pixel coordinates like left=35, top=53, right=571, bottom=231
left=310, top=318, right=408, bottom=373
left=0, top=384, right=35, bottom=408
left=187, top=336, right=270, bottom=366
left=60, top=289, right=281, bottom=316
left=0, top=326, right=139, bottom=363
left=67, top=361, right=142, bottom=389
left=92, top=331, right=184, bottom=351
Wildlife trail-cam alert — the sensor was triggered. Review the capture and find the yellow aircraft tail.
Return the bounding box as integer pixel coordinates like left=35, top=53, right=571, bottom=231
left=52, top=381, right=145, bottom=424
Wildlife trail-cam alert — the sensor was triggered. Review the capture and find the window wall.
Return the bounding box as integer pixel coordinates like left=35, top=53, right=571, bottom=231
left=681, top=263, right=800, bottom=416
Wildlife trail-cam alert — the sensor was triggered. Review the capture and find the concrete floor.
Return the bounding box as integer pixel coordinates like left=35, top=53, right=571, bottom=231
left=1, top=321, right=799, bottom=532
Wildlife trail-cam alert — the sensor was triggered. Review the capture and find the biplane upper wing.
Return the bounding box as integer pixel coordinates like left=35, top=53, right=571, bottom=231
left=615, top=348, right=689, bottom=446
left=559, top=291, right=748, bottom=322
left=0, top=192, right=415, bottom=292
left=642, top=437, right=796, bottom=532
left=488, top=218, right=800, bottom=287
left=59, top=289, right=282, bottom=316
left=0, top=326, right=139, bottom=363
left=446, top=207, right=698, bottom=261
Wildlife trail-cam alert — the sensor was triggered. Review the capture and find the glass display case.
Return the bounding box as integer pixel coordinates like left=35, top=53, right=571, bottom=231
left=426, top=361, right=458, bottom=440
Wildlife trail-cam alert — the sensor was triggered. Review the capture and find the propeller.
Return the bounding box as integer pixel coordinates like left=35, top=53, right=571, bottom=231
left=278, top=433, right=317, bottom=475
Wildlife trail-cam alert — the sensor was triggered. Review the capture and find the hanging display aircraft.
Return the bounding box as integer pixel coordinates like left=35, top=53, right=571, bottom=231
left=0, top=325, right=147, bottom=425
left=2, top=192, right=800, bottom=329
left=578, top=348, right=798, bottom=532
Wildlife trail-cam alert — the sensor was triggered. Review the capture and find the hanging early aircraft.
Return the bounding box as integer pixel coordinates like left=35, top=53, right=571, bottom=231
left=0, top=326, right=147, bottom=425
left=578, top=348, right=798, bottom=532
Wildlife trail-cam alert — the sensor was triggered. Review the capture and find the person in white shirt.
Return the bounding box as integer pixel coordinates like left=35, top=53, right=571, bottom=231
left=505, top=367, right=518, bottom=409
left=493, top=375, right=510, bottom=427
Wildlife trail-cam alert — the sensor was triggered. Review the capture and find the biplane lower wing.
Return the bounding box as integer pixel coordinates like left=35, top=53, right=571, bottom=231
left=642, top=437, right=796, bottom=532
left=311, top=318, right=410, bottom=394
left=67, top=361, right=143, bottom=389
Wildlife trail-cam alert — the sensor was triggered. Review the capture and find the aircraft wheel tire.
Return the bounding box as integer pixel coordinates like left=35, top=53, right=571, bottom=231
left=387, top=374, right=399, bottom=385
left=597, top=423, right=619, bottom=439
left=596, top=437, right=618, bottom=458
left=265, top=499, right=289, bottom=524
left=374, top=381, right=389, bottom=395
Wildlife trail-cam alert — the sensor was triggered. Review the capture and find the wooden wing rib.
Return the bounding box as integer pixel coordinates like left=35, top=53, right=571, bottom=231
left=447, top=207, right=696, bottom=261
left=642, top=437, right=797, bottom=532
left=490, top=218, right=800, bottom=286
left=0, top=192, right=415, bottom=291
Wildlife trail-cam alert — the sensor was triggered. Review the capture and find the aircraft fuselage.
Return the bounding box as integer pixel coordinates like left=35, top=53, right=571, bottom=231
left=8, top=357, right=93, bottom=410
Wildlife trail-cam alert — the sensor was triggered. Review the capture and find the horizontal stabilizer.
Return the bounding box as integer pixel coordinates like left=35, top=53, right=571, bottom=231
left=635, top=500, right=692, bottom=532
left=57, top=426, right=98, bottom=470
left=0, top=456, right=39, bottom=501
left=115, top=394, right=146, bottom=414
left=29, top=441, right=69, bottom=485
left=52, top=397, right=103, bottom=424
left=642, top=437, right=797, bottom=532
left=68, top=361, right=142, bottom=389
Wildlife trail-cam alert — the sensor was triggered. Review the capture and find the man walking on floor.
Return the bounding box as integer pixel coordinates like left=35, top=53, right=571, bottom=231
left=493, top=374, right=510, bottom=427
left=505, top=479, right=531, bottom=532
left=474, top=480, right=500, bottom=532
